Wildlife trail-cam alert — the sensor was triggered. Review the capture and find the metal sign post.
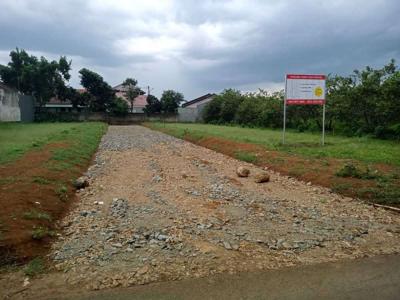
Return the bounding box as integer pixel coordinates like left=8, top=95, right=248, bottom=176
left=322, top=103, right=326, bottom=146
left=282, top=76, right=287, bottom=145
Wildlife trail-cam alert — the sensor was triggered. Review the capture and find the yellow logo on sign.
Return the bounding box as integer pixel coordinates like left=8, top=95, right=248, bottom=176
left=314, top=86, right=323, bottom=97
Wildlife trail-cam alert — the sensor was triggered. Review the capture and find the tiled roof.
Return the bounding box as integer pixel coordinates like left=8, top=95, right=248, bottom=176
left=115, top=92, right=148, bottom=107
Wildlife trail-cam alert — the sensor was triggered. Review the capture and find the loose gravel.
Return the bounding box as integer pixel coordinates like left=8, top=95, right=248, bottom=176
left=47, top=125, right=400, bottom=291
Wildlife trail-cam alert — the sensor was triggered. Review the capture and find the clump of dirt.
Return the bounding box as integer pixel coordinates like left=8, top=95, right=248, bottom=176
left=0, top=143, right=88, bottom=265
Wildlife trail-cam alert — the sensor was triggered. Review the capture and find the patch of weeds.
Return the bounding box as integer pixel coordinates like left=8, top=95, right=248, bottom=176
left=321, top=160, right=330, bottom=166
left=23, top=210, right=52, bottom=221
left=331, top=182, right=353, bottom=193
left=32, top=177, right=50, bottom=185
left=269, top=157, right=285, bottom=164
left=31, top=141, right=41, bottom=148
left=24, top=257, right=45, bottom=277
left=186, top=132, right=204, bottom=142
left=336, top=163, right=381, bottom=180
left=358, top=185, right=400, bottom=205
left=55, top=185, right=68, bottom=202
left=336, top=163, right=362, bottom=178
left=31, top=226, right=55, bottom=240
left=288, top=168, right=306, bottom=177
left=235, top=151, right=257, bottom=163
left=0, top=177, right=16, bottom=186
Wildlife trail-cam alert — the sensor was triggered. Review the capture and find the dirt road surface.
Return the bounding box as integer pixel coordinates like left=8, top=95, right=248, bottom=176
left=2, top=125, right=400, bottom=299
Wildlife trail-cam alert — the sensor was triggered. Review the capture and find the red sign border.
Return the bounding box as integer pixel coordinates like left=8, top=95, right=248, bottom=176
left=286, top=99, right=325, bottom=105
left=286, top=74, right=326, bottom=80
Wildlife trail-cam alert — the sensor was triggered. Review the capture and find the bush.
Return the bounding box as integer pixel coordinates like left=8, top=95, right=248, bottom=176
left=336, top=163, right=362, bottom=178
left=31, top=226, right=55, bottom=240
left=111, top=97, right=129, bottom=116
left=24, top=257, right=45, bottom=277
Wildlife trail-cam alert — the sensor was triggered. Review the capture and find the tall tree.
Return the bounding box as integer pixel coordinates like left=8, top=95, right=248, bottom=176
left=160, top=90, right=184, bottom=113
left=79, top=68, right=115, bottom=112
left=122, top=78, right=144, bottom=112
left=0, top=48, right=71, bottom=107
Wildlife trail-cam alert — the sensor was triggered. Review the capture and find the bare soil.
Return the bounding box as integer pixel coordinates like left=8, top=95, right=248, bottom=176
left=0, top=143, right=85, bottom=265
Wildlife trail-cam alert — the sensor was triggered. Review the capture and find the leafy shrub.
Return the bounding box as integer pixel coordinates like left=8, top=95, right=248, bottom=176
left=336, top=163, right=362, bottom=178
left=31, top=226, right=55, bottom=240
left=24, top=257, right=45, bottom=277
left=111, top=97, right=129, bottom=116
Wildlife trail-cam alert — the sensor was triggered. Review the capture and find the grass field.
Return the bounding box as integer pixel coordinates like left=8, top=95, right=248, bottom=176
left=0, top=122, right=106, bottom=165
left=0, top=122, right=107, bottom=265
left=148, top=123, right=400, bottom=166
left=147, top=122, right=400, bottom=205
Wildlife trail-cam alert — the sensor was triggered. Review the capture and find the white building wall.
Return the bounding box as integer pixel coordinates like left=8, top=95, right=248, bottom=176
left=0, top=87, right=21, bottom=121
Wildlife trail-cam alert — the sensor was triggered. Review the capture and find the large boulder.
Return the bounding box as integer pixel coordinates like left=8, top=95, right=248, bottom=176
left=254, top=172, right=270, bottom=183
left=236, top=166, right=250, bottom=177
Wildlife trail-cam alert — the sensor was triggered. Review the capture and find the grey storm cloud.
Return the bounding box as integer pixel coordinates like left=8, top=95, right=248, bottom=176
left=0, top=0, right=399, bottom=99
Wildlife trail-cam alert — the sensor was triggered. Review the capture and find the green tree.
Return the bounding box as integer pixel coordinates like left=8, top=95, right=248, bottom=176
left=0, top=48, right=71, bottom=107
left=79, top=68, right=115, bottom=112
left=160, top=90, right=184, bottom=113
left=202, top=89, right=243, bottom=123
left=144, top=94, right=162, bottom=115
left=111, top=97, right=129, bottom=116
left=122, top=78, right=144, bottom=112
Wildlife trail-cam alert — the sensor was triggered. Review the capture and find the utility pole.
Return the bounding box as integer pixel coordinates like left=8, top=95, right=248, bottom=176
left=147, top=85, right=151, bottom=96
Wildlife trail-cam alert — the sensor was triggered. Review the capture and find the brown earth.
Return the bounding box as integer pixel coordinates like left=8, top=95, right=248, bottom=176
left=0, top=143, right=85, bottom=265
left=183, top=135, right=400, bottom=205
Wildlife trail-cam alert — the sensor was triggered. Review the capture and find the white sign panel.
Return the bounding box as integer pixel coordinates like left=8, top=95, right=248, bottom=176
left=285, top=74, right=326, bottom=105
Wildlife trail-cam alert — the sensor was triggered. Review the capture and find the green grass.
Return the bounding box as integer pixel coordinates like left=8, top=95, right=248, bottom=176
left=23, top=210, right=52, bottom=221
left=148, top=123, right=400, bottom=166
left=32, top=176, right=51, bottom=185
left=0, top=122, right=107, bottom=165
left=235, top=151, right=257, bottom=163
left=24, top=257, right=45, bottom=277
left=31, top=226, right=55, bottom=240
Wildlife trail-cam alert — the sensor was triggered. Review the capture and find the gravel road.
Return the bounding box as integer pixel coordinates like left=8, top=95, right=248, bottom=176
left=9, top=125, right=400, bottom=296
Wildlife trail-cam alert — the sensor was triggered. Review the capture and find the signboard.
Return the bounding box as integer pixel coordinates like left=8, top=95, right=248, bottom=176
left=283, top=74, right=327, bottom=145
left=285, top=74, right=326, bottom=105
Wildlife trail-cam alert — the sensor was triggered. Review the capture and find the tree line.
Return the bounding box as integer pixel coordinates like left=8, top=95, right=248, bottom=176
left=0, top=49, right=184, bottom=117
left=202, top=60, right=400, bottom=140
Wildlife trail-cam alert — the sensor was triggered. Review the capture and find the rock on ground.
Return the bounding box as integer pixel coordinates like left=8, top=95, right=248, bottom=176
left=236, top=166, right=250, bottom=177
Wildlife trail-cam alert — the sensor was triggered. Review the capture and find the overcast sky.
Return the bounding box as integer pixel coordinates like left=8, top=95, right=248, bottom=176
left=1, top=0, right=399, bottom=99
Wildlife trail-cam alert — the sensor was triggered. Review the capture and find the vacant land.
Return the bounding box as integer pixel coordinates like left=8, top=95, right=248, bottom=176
left=146, top=123, right=400, bottom=205
left=0, top=122, right=106, bottom=265
left=2, top=125, right=399, bottom=299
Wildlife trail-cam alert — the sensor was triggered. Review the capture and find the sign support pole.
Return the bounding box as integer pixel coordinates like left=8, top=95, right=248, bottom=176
left=321, top=103, right=326, bottom=146
left=282, top=76, right=287, bottom=145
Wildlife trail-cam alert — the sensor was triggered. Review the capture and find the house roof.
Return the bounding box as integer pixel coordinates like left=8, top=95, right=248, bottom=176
left=182, top=93, right=216, bottom=107
left=113, top=84, right=127, bottom=92
left=115, top=91, right=148, bottom=107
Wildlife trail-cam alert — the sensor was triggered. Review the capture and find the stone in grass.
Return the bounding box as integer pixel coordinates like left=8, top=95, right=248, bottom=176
left=73, top=176, right=89, bottom=189
left=254, top=172, right=270, bottom=183
left=236, top=166, right=250, bottom=177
